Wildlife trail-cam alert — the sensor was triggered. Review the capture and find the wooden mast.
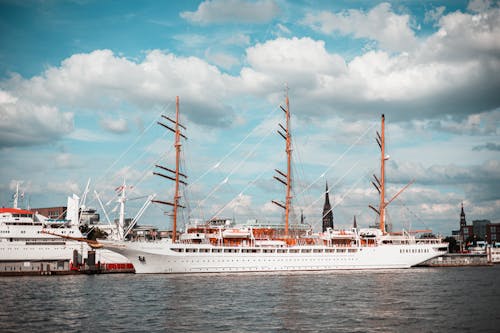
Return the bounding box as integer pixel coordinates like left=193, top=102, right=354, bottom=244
left=173, top=96, right=181, bottom=242
left=284, top=92, right=291, bottom=237
left=152, top=96, right=187, bottom=243
left=272, top=89, right=292, bottom=237
left=370, top=114, right=413, bottom=234
left=379, top=114, right=386, bottom=234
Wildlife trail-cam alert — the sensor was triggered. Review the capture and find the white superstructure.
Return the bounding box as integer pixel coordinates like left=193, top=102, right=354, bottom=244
left=0, top=194, right=128, bottom=264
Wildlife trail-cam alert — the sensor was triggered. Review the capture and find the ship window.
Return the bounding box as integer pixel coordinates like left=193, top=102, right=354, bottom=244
left=313, top=249, right=322, bottom=253
left=301, top=249, right=311, bottom=253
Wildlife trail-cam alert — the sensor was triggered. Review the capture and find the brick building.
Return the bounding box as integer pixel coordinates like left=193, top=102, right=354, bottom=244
left=31, top=206, right=66, bottom=219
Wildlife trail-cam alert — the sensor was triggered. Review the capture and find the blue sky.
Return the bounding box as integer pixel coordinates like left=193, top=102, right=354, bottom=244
left=0, top=0, right=499, bottom=235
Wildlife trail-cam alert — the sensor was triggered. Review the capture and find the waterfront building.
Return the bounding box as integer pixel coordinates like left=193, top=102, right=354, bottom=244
left=31, top=206, right=66, bottom=219
left=486, top=223, right=500, bottom=244
left=459, top=203, right=474, bottom=243
left=472, top=220, right=490, bottom=240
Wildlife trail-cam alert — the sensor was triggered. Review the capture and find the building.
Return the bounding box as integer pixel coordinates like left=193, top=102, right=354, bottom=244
left=472, top=220, right=490, bottom=240
left=454, top=203, right=499, bottom=247
left=80, top=208, right=100, bottom=225
left=459, top=203, right=474, bottom=243
left=31, top=206, right=66, bottom=219
left=460, top=202, right=467, bottom=228
left=486, top=223, right=500, bottom=244
left=322, top=182, right=333, bottom=232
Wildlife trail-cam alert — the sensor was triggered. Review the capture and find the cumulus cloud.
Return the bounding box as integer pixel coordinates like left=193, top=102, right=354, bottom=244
left=180, top=0, right=280, bottom=24
left=204, top=50, right=240, bottom=70
left=468, top=0, right=493, bottom=13
left=235, top=4, right=500, bottom=122
left=99, top=117, right=129, bottom=134
left=2, top=49, right=235, bottom=130
left=301, top=3, right=418, bottom=52
left=0, top=90, right=73, bottom=148
left=387, top=160, right=500, bottom=205
left=2, top=3, right=500, bottom=151
left=473, top=142, right=500, bottom=151
left=424, top=6, right=446, bottom=25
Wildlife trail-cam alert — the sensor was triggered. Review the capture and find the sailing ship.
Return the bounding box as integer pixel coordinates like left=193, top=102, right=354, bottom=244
left=100, top=95, right=448, bottom=273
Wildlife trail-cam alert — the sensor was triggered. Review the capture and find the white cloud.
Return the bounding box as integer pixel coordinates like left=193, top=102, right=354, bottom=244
left=468, top=0, right=493, bottom=13
left=2, top=49, right=235, bottom=130
left=180, top=0, right=280, bottom=24
left=424, top=6, right=446, bottom=25
left=0, top=90, right=73, bottom=147
left=204, top=50, right=240, bottom=70
left=100, top=117, right=129, bottom=134
left=223, top=33, right=251, bottom=46
left=275, top=23, right=291, bottom=36
left=54, top=153, right=81, bottom=169
left=235, top=4, right=500, bottom=122
left=301, top=3, right=418, bottom=52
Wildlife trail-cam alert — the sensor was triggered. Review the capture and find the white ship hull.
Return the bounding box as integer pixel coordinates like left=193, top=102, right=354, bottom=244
left=0, top=238, right=129, bottom=264
left=103, top=240, right=447, bottom=274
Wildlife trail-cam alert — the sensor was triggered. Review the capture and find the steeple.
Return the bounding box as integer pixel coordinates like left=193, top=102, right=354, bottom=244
left=460, top=202, right=467, bottom=228
left=322, top=181, right=334, bottom=232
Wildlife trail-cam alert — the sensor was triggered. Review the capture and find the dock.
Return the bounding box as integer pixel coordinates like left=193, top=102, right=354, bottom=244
left=0, top=260, right=135, bottom=276
left=417, top=253, right=493, bottom=267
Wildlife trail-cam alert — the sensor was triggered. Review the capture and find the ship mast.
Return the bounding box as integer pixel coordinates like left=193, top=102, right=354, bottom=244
left=173, top=96, right=183, bottom=242
left=369, top=114, right=414, bottom=234
left=379, top=114, right=386, bottom=233
left=152, top=96, right=187, bottom=243
left=272, top=89, right=292, bottom=237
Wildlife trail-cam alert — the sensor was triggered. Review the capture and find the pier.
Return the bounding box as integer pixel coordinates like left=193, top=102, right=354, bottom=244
left=417, top=253, right=492, bottom=267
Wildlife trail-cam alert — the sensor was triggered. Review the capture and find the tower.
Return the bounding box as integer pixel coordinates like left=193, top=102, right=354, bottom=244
left=322, top=182, right=334, bottom=232
left=460, top=202, right=467, bottom=228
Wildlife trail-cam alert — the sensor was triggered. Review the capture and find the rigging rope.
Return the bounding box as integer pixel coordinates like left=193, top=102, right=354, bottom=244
left=96, top=102, right=172, bottom=186
left=192, top=120, right=276, bottom=217
left=186, top=105, right=280, bottom=191
left=209, top=169, right=268, bottom=221
left=295, top=122, right=376, bottom=199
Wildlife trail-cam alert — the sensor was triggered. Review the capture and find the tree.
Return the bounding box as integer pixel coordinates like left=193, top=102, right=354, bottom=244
left=443, top=236, right=458, bottom=253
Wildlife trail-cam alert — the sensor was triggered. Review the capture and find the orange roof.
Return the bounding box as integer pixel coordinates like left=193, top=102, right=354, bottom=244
left=0, top=208, right=33, bottom=214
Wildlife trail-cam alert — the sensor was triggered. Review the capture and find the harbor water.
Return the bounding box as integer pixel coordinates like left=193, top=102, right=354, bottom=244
left=1, top=265, right=499, bottom=332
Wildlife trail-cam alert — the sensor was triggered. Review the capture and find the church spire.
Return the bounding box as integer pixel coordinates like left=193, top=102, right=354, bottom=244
left=460, top=202, right=467, bottom=228
left=322, top=181, right=334, bottom=232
